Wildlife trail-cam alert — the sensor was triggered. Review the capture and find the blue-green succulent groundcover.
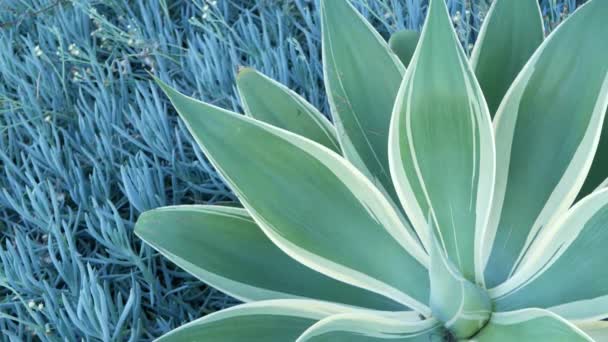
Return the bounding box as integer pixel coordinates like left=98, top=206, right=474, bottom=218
left=0, top=0, right=582, bottom=340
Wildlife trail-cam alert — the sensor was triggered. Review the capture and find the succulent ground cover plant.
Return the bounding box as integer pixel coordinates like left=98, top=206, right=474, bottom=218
left=134, top=0, right=608, bottom=340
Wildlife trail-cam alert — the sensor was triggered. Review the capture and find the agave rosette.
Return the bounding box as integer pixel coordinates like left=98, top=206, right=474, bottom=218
left=135, top=0, right=608, bottom=340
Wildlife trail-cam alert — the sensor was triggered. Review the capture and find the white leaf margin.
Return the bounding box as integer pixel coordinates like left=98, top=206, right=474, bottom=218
left=482, top=0, right=608, bottom=280
left=388, top=0, right=495, bottom=286
left=296, top=311, right=440, bottom=341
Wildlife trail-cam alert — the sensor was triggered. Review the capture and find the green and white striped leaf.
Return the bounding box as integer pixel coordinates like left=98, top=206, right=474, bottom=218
left=490, top=189, right=608, bottom=321
left=155, top=300, right=351, bottom=342
left=483, top=0, right=608, bottom=288
left=389, top=30, right=420, bottom=67
left=156, top=79, right=431, bottom=314
left=470, top=0, right=544, bottom=116
left=297, top=312, right=444, bottom=342
left=470, top=309, right=593, bottom=342
left=389, top=0, right=495, bottom=282
left=429, top=232, right=491, bottom=339
left=135, top=205, right=403, bottom=310
left=321, top=0, right=405, bottom=207
left=577, top=321, right=608, bottom=341
left=236, top=68, right=340, bottom=152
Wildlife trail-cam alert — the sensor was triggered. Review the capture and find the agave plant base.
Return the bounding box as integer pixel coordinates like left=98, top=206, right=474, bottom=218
left=135, top=0, right=608, bottom=340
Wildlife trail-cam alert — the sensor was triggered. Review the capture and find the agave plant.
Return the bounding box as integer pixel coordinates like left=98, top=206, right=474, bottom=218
left=135, top=0, right=608, bottom=340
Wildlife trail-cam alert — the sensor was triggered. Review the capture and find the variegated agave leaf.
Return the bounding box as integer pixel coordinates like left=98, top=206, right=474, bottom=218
left=134, top=0, right=608, bottom=340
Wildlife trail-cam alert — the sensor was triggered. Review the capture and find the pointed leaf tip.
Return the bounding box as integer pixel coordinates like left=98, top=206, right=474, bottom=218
left=155, top=81, right=431, bottom=313
left=321, top=0, right=408, bottom=212
left=484, top=0, right=608, bottom=288
left=471, top=0, right=544, bottom=116
left=236, top=68, right=341, bottom=152
left=134, top=205, right=403, bottom=310
left=389, top=0, right=495, bottom=283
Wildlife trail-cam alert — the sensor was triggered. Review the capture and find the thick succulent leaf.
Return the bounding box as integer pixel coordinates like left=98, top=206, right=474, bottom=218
left=296, top=312, right=444, bottom=342
left=155, top=300, right=350, bottom=342
left=389, top=0, right=495, bottom=282
left=135, top=205, right=403, bottom=310
left=156, top=79, right=431, bottom=314
left=490, top=189, right=608, bottom=321
left=470, top=0, right=544, bottom=116
left=236, top=68, right=340, bottom=152
left=577, top=321, right=608, bottom=341
left=321, top=0, right=405, bottom=206
left=389, top=30, right=420, bottom=67
left=429, top=233, right=491, bottom=339
left=470, top=309, right=593, bottom=342
left=484, top=0, right=608, bottom=288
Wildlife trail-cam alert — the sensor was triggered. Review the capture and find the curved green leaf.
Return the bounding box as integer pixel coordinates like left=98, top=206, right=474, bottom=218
left=236, top=68, right=340, bottom=152
left=155, top=300, right=350, bottom=342
left=471, top=309, right=592, bottom=342
left=389, top=0, right=495, bottom=283
left=296, top=312, right=444, bottom=342
left=429, top=232, right=491, bottom=339
left=484, top=0, right=608, bottom=288
left=490, top=189, right=608, bottom=321
left=389, top=30, right=420, bottom=67
left=135, top=205, right=403, bottom=310
left=155, top=79, right=430, bottom=314
left=321, top=0, right=405, bottom=207
left=470, top=0, right=544, bottom=116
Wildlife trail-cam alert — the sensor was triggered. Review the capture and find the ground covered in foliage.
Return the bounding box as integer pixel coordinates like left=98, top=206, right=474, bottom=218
left=0, top=0, right=581, bottom=340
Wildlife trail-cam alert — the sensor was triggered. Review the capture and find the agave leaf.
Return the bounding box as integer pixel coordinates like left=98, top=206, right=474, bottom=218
left=389, top=0, right=495, bottom=282
left=155, top=79, right=430, bottom=314
left=577, top=321, right=608, bottom=341
left=296, top=312, right=444, bottom=342
left=321, top=0, right=405, bottom=207
left=429, top=232, right=491, bottom=339
left=483, top=0, right=608, bottom=288
left=470, top=0, right=544, bottom=116
left=135, top=205, right=403, bottom=310
left=388, top=30, right=420, bottom=67
left=490, top=189, right=608, bottom=321
left=155, top=300, right=350, bottom=342
left=471, top=309, right=593, bottom=341
left=236, top=68, right=340, bottom=152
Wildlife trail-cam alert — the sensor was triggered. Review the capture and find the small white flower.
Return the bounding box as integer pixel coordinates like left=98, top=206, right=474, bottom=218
left=68, top=43, right=80, bottom=56
left=28, top=300, right=36, bottom=309
left=452, top=11, right=462, bottom=24
left=34, top=45, right=43, bottom=57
